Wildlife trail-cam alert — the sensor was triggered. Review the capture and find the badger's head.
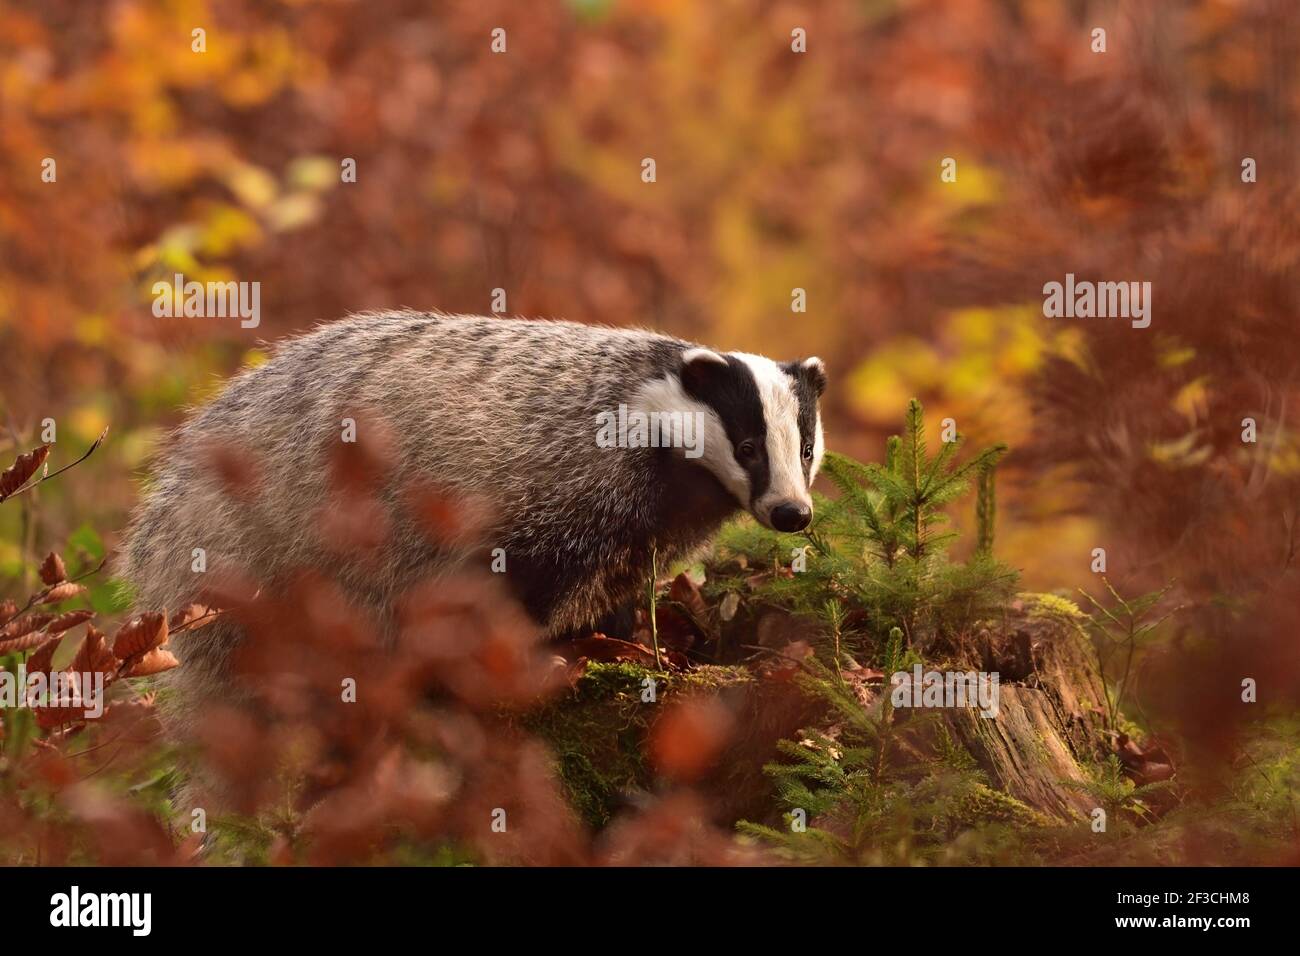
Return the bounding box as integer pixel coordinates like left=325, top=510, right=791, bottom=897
left=643, top=347, right=827, bottom=532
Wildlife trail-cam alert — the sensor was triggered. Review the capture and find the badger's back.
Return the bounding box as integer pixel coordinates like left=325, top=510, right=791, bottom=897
left=124, top=312, right=729, bottom=637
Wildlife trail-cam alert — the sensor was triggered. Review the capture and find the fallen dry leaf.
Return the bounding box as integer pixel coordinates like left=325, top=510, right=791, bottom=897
left=552, top=634, right=660, bottom=667
left=652, top=604, right=699, bottom=652
left=669, top=573, right=710, bottom=625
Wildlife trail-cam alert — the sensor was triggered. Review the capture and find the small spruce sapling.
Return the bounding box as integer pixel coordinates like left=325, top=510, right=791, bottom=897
left=1071, top=578, right=1179, bottom=730
left=717, top=398, right=1017, bottom=654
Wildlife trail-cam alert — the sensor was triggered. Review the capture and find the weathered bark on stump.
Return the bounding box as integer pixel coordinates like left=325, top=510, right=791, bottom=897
left=935, top=598, right=1111, bottom=822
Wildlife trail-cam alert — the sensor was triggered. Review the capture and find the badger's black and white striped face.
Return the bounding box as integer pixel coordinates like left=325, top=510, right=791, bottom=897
left=636, top=347, right=826, bottom=532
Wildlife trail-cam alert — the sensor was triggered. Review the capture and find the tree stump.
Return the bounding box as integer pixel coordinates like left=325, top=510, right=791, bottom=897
left=523, top=595, right=1113, bottom=829
left=924, top=596, right=1111, bottom=822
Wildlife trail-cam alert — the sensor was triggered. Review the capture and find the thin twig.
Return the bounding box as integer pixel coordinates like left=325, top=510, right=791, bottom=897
left=0, top=426, right=109, bottom=503
left=648, top=546, right=662, bottom=669
left=2, top=557, right=108, bottom=628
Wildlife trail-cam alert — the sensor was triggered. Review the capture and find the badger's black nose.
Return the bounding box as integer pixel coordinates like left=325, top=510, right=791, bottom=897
left=771, top=502, right=812, bottom=532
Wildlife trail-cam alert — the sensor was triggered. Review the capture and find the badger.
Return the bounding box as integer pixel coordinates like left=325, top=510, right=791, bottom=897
left=123, top=311, right=826, bottom=734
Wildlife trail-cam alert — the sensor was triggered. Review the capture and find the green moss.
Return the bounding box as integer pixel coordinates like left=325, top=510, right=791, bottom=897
left=520, top=663, right=656, bottom=828
left=957, top=783, right=1054, bottom=829
left=520, top=662, right=762, bottom=828
left=1021, top=592, right=1086, bottom=621
left=566, top=661, right=665, bottom=698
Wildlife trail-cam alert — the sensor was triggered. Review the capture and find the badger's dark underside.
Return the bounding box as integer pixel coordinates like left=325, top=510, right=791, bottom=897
left=505, top=443, right=742, bottom=640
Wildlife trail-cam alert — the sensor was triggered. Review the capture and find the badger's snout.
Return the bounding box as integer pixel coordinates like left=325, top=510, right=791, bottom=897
left=767, top=500, right=812, bottom=533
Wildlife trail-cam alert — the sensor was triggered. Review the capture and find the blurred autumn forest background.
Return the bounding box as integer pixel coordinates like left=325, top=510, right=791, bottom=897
left=1, top=0, right=1298, bottom=864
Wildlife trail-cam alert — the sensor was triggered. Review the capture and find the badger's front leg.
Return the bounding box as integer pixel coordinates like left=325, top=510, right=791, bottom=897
left=591, top=600, right=637, bottom=641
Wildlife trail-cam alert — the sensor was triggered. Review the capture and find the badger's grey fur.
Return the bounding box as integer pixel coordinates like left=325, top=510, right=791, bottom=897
left=124, top=311, right=826, bottom=738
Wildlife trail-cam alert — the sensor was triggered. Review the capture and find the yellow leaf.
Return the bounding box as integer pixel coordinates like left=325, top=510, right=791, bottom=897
left=224, top=163, right=278, bottom=211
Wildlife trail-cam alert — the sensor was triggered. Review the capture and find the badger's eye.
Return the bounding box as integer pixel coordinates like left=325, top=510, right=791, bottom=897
left=737, top=439, right=757, bottom=459
left=802, top=442, right=814, bottom=461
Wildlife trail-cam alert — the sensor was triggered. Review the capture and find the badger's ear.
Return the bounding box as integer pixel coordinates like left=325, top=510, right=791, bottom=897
left=802, top=356, right=827, bottom=397
left=679, top=348, right=729, bottom=395
left=785, top=356, right=827, bottom=397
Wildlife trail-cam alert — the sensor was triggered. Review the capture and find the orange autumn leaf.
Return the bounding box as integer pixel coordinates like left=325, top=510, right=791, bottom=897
left=112, top=612, right=169, bottom=661
left=168, top=604, right=220, bottom=632
left=44, top=609, right=95, bottom=635
left=0, top=612, right=53, bottom=641
left=648, top=696, right=735, bottom=783
left=39, top=582, right=86, bottom=605
left=402, top=483, right=492, bottom=547
left=35, top=702, right=92, bottom=730
left=0, top=444, right=49, bottom=500
left=120, top=647, right=180, bottom=678
left=198, top=441, right=260, bottom=501
left=0, top=629, right=56, bottom=655
left=70, top=625, right=117, bottom=678
left=26, top=634, right=63, bottom=675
